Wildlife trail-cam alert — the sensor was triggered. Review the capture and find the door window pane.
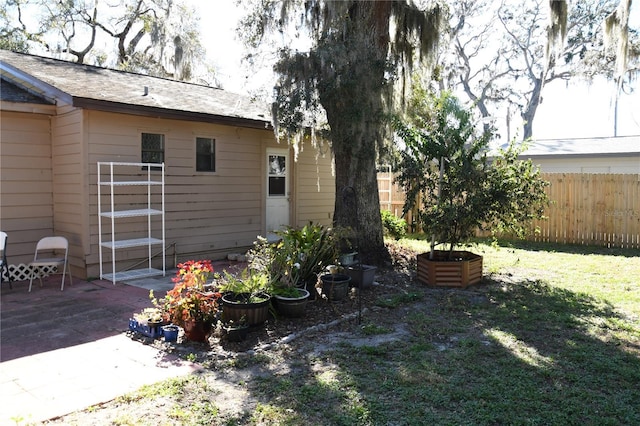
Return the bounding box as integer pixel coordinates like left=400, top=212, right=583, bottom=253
left=268, top=154, right=286, bottom=196
left=269, top=176, right=285, bottom=196
left=269, top=155, right=286, bottom=175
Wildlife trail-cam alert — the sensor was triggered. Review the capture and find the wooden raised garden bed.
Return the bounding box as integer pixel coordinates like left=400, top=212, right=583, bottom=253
left=417, top=250, right=483, bottom=288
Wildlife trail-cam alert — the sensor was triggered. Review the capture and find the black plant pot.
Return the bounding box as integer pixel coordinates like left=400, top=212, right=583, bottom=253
left=222, top=324, right=250, bottom=342
left=221, top=292, right=271, bottom=326
left=304, top=276, right=320, bottom=300
left=273, top=288, right=310, bottom=317
left=319, top=274, right=351, bottom=301
left=346, top=264, right=377, bottom=289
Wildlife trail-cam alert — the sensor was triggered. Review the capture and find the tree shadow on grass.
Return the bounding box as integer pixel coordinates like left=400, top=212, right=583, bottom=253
left=398, top=277, right=640, bottom=424
left=45, top=268, right=639, bottom=425
left=472, top=277, right=639, bottom=422
left=236, top=275, right=640, bottom=425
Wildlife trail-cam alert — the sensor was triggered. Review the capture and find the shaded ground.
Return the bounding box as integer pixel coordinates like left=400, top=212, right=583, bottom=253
left=42, top=242, right=640, bottom=425
left=41, top=243, right=425, bottom=424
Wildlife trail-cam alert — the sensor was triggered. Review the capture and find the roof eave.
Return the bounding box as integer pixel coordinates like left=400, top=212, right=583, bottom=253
left=72, top=97, right=273, bottom=130
left=0, top=61, right=71, bottom=105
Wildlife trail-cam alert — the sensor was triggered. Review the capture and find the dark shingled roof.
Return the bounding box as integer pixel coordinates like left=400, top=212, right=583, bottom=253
left=0, top=77, right=54, bottom=104
left=0, top=49, right=271, bottom=129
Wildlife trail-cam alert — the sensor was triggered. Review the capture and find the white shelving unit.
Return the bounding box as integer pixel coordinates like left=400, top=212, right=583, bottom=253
left=98, top=162, right=165, bottom=284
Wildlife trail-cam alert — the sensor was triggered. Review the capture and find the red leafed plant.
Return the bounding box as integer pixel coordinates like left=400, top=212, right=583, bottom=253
left=151, top=260, right=221, bottom=328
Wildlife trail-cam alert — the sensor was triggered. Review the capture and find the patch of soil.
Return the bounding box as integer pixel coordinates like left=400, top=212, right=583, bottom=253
left=131, top=242, right=420, bottom=360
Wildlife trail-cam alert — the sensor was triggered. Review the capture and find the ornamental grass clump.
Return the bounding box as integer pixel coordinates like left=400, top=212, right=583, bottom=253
left=151, top=260, right=221, bottom=328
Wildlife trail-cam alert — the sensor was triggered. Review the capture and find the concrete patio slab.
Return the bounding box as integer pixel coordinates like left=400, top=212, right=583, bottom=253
left=0, top=259, right=244, bottom=424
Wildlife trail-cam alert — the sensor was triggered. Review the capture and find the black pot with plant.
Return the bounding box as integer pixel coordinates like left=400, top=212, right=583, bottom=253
left=220, top=316, right=249, bottom=342
left=319, top=265, right=351, bottom=301
left=218, top=268, right=271, bottom=326
left=248, top=223, right=338, bottom=305
left=272, top=287, right=310, bottom=317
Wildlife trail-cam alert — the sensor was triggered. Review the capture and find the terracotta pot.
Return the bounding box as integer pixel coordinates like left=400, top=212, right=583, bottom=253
left=182, top=319, right=212, bottom=342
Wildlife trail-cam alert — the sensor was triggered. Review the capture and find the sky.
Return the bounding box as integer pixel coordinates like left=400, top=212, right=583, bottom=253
left=192, top=0, right=639, bottom=141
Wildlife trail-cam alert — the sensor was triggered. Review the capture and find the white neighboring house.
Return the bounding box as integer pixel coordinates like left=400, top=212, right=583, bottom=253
left=509, top=135, right=640, bottom=174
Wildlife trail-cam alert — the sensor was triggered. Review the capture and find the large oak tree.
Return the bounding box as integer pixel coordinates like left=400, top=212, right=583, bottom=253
left=240, top=0, right=444, bottom=262
left=438, top=0, right=635, bottom=141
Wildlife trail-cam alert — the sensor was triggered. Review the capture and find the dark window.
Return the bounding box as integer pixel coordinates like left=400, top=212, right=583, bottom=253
left=141, top=133, right=164, bottom=166
left=269, top=177, right=286, bottom=196
left=196, top=137, right=216, bottom=172
left=268, top=154, right=286, bottom=196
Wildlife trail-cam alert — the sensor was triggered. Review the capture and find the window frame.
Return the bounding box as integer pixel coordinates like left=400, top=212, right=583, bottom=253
left=195, top=136, right=217, bottom=173
left=141, top=132, right=165, bottom=170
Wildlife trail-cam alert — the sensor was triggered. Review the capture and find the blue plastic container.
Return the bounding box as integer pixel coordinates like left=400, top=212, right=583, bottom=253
left=161, top=325, right=179, bottom=342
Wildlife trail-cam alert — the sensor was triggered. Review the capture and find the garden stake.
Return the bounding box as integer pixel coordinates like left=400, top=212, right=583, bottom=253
left=342, top=186, right=362, bottom=324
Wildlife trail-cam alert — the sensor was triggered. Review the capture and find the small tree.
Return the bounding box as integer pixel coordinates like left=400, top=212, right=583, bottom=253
left=394, top=91, right=549, bottom=260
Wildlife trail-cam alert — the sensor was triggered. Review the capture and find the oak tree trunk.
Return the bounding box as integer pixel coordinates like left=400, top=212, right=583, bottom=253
left=315, top=2, right=390, bottom=264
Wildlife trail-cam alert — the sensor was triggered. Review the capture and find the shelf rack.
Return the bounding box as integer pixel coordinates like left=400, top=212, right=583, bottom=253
left=97, top=162, right=165, bottom=284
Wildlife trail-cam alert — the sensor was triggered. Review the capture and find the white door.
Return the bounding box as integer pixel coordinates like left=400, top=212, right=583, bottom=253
left=266, top=149, right=290, bottom=239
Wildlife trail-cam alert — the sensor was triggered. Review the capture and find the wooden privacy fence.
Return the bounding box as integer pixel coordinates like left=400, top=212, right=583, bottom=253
left=378, top=172, right=640, bottom=249
left=377, top=167, right=406, bottom=218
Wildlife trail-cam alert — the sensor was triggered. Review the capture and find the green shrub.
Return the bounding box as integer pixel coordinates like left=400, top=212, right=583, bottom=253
left=381, top=210, right=407, bottom=240
left=394, top=90, right=549, bottom=259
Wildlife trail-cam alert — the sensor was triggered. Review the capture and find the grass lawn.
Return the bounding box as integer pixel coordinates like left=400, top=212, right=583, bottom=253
left=49, top=238, right=640, bottom=426
left=242, top=239, right=639, bottom=425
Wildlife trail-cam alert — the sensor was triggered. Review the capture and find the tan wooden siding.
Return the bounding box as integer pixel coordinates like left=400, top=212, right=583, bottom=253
left=51, top=109, right=85, bottom=277
left=0, top=111, right=54, bottom=264
left=85, top=111, right=272, bottom=277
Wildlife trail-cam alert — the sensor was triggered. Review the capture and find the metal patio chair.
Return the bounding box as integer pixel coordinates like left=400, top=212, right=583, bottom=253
left=28, top=236, right=72, bottom=292
left=0, top=231, right=11, bottom=289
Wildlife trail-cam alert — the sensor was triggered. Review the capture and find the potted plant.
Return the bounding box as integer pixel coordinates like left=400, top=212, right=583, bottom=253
left=319, top=265, right=351, bottom=301
left=345, top=263, right=377, bottom=289
left=335, top=226, right=357, bottom=266
left=161, top=324, right=179, bottom=342
left=220, top=316, right=249, bottom=342
left=395, top=91, right=549, bottom=287
left=249, top=223, right=338, bottom=308
left=255, top=233, right=310, bottom=316
left=133, top=307, right=164, bottom=326
left=150, top=260, right=221, bottom=342
left=129, top=307, right=165, bottom=338
left=217, top=268, right=272, bottom=326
